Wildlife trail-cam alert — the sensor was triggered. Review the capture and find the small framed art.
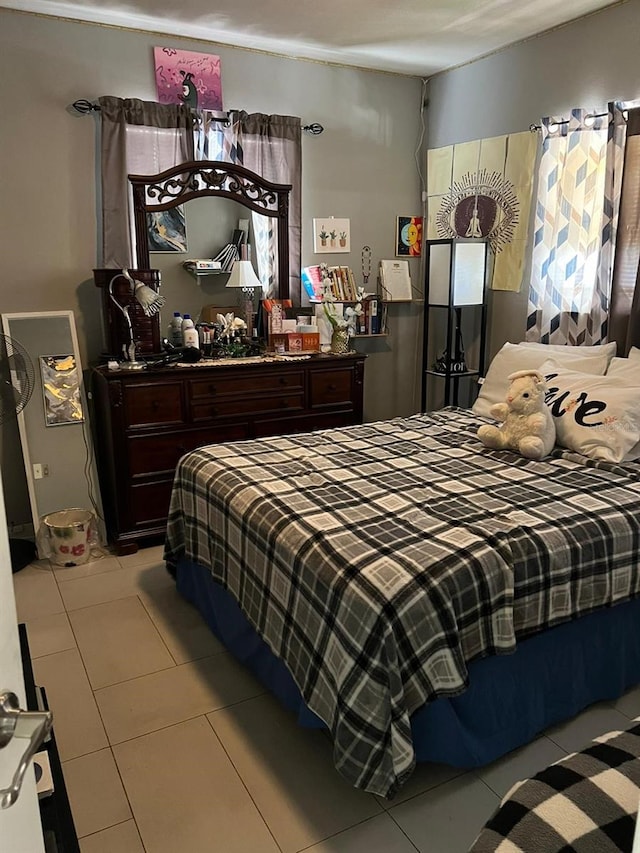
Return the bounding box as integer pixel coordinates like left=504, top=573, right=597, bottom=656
left=313, top=218, right=350, bottom=254
left=396, top=215, right=423, bottom=257
left=40, top=354, right=84, bottom=426
left=146, top=206, right=187, bottom=253
left=154, top=46, right=223, bottom=110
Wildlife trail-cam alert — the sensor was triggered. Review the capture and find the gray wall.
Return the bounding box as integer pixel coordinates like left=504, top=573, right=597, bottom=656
left=426, top=0, right=640, bottom=362
left=0, top=9, right=424, bottom=526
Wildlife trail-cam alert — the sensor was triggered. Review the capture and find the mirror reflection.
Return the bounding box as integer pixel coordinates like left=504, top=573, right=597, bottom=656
left=148, top=195, right=270, bottom=336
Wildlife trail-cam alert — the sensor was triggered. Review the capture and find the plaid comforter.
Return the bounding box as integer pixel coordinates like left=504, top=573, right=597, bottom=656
left=470, top=720, right=640, bottom=852
left=164, top=408, right=640, bottom=798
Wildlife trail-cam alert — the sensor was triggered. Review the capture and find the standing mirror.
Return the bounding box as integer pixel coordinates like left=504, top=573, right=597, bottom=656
left=1, top=312, right=103, bottom=539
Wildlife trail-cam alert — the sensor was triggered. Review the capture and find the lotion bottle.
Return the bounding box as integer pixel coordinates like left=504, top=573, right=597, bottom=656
left=182, top=314, right=199, bottom=348
left=169, top=312, right=183, bottom=346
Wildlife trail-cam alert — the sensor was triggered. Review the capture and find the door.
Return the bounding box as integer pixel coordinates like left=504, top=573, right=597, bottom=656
left=0, top=473, right=46, bottom=853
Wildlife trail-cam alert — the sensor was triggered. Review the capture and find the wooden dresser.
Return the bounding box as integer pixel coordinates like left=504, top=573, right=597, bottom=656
left=92, top=354, right=366, bottom=553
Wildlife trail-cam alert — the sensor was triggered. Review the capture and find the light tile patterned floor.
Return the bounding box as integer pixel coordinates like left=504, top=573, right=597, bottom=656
left=13, top=547, right=640, bottom=853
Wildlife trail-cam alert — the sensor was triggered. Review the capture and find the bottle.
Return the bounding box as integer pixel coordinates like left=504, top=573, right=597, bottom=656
left=182, top=314, right=199, bottom=348
left=169, top=312, right=183, bottom=347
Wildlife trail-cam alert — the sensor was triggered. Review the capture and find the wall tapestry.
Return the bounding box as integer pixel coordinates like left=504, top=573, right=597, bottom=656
left=154, top=46, right=223, bottom=110
left=426, top=132, right=537, bottom=292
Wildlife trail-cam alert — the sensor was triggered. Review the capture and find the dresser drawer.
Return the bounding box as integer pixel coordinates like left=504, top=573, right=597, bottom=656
left=189, top=370, right=304, bottom=401
left=129, top=478, right=175, bottom=526
left=310, top=369, right=353, bottom=408
left=127, top=424, right=250, bottom=476
left=124, top=382, right=184, bottom=427
left=192, top=393, right=304, bottom=421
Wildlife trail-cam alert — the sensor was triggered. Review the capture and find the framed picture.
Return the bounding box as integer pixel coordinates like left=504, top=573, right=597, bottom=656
left=40, top=354, right=84, bottom=427
left=396, top=215, right=423, bottom=257
left=146, top=206, right=187, bottom=253
left=313, top=218, right=351, bottom=254
left=154, top=46, right=223, bottom=110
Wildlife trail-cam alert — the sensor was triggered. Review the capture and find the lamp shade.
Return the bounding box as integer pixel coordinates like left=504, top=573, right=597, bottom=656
left=428, top=239, right=487, bottom=306
left=226, top=260, right=262, bottom=291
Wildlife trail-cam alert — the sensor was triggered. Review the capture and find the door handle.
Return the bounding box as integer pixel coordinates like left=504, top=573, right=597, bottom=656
left=0, top=690, right=53, bottom=809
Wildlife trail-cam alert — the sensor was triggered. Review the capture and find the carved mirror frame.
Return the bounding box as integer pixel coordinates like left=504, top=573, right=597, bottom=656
left=129, top=160, right=292, bottom=300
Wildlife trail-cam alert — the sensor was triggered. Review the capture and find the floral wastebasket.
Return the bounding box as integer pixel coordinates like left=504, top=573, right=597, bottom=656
left=42, top=509, right=94, bottom=566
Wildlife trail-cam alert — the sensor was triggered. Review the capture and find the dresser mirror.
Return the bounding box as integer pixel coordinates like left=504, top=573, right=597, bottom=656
left=128, top=160, right=292, bottom=343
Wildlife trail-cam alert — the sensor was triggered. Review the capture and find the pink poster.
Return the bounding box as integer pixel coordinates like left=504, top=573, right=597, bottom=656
left=154, top=46, right=223, bottom=111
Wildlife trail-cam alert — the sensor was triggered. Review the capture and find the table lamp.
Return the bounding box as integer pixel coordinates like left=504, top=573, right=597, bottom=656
left=226, top=259, right=262, bottom=337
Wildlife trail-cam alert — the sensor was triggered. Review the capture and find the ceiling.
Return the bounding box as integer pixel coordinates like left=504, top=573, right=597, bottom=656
left=1, top=0, right=622, bottom=75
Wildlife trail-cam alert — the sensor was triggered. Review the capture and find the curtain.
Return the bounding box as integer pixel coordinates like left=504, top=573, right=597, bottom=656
left=609, top=108, right=640, bottom=355
left=194, top=110, right=302, bottom=301
left=98, top=97, right=194, bottom=268
left=526, top=103, right=626, bottom=345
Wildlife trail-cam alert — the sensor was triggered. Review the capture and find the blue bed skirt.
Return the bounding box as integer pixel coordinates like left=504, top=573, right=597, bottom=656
left=176, top=558, right=640, bottom=769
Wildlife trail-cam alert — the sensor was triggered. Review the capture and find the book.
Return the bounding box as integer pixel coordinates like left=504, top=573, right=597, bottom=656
left=301, top=265, right=324, bottom=301
left=379, top=259, right=412, bottom=301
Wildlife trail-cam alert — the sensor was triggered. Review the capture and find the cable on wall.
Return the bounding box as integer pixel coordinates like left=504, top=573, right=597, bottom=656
left=69, top=100, right=324, bottom=134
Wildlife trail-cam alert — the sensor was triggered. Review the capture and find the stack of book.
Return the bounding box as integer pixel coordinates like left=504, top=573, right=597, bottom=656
left=302, top=265, right=359, bottom=302
left=359, top=297, right=386, bottom=335
left=182, top=259, right=222, bottom=274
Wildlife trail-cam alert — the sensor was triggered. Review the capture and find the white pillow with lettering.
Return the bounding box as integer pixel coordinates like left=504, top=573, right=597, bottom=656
left=540, top=359, right=640, bottom=462
left=472, top=343, right=611, bottom=418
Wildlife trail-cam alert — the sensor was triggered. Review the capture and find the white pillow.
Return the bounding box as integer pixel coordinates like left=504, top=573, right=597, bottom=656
left=472, top=343, right=611, bottom=418
left=607, top=357, right=640, bottom=380
left=519, top=340, right=617, bottom=366
left=540, top=359, right=640, bottom=463
left=629, top=347, right=640, bottom=361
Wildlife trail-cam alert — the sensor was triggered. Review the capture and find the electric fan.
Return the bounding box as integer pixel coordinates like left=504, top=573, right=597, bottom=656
left=0, top=333, right=38, bottom=572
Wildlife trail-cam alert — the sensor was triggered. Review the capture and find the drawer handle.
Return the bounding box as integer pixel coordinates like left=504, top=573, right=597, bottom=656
left=151, top=400, right=160, bottom=410
left=279, top=400, right=289, bottom=408
left=328, top=384, right=337, bottom=392
left=279, top=377, right=288, bottom=386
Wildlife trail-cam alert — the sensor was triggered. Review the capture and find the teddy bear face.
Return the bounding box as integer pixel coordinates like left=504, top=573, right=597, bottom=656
left=506, top=375, right=546, bottom=416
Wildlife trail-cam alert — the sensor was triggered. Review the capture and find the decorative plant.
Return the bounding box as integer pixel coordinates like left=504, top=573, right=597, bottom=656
left=319, top=227, right=328, bottom=240
left=339, top=231, right=347, bottom=240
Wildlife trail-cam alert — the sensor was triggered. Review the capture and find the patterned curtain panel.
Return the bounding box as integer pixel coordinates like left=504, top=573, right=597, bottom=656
left=194, top=111, right=301, bottom=301
left=609, top=108, right=640, bottom=355
left=526, top=104, right=627, bottom=345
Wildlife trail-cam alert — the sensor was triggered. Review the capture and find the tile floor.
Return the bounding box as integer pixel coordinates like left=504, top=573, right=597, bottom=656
left=13, top=545, right=640, bottom=853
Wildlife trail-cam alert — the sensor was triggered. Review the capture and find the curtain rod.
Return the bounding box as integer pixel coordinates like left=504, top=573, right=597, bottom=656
left=70, top=99, right=324, bottom=134
left=529, top=110, right=622, bottom=133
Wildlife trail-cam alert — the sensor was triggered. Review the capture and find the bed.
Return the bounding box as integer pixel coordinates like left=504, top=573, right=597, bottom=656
left=164, top=402, right=640, bottom=799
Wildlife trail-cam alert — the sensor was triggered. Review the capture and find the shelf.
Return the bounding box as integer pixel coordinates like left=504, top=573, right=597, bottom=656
left=355, top=333, right=388, bottom=338
left=426, top=369, right=479, bottom=377
left=184, top=268, right=228, bottom=278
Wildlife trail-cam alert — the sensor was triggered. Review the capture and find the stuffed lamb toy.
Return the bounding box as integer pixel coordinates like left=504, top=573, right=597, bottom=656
left=477, top=369, right=556, bottom=460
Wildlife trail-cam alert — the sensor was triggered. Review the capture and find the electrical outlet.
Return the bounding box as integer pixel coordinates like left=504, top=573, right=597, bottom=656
left=33, top=463, right=43, bottom=480
left=43, top=464, right=49, bottom=477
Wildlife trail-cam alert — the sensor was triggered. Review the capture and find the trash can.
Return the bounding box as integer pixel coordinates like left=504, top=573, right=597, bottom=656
left=42, top=509, right=94, bottom=567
